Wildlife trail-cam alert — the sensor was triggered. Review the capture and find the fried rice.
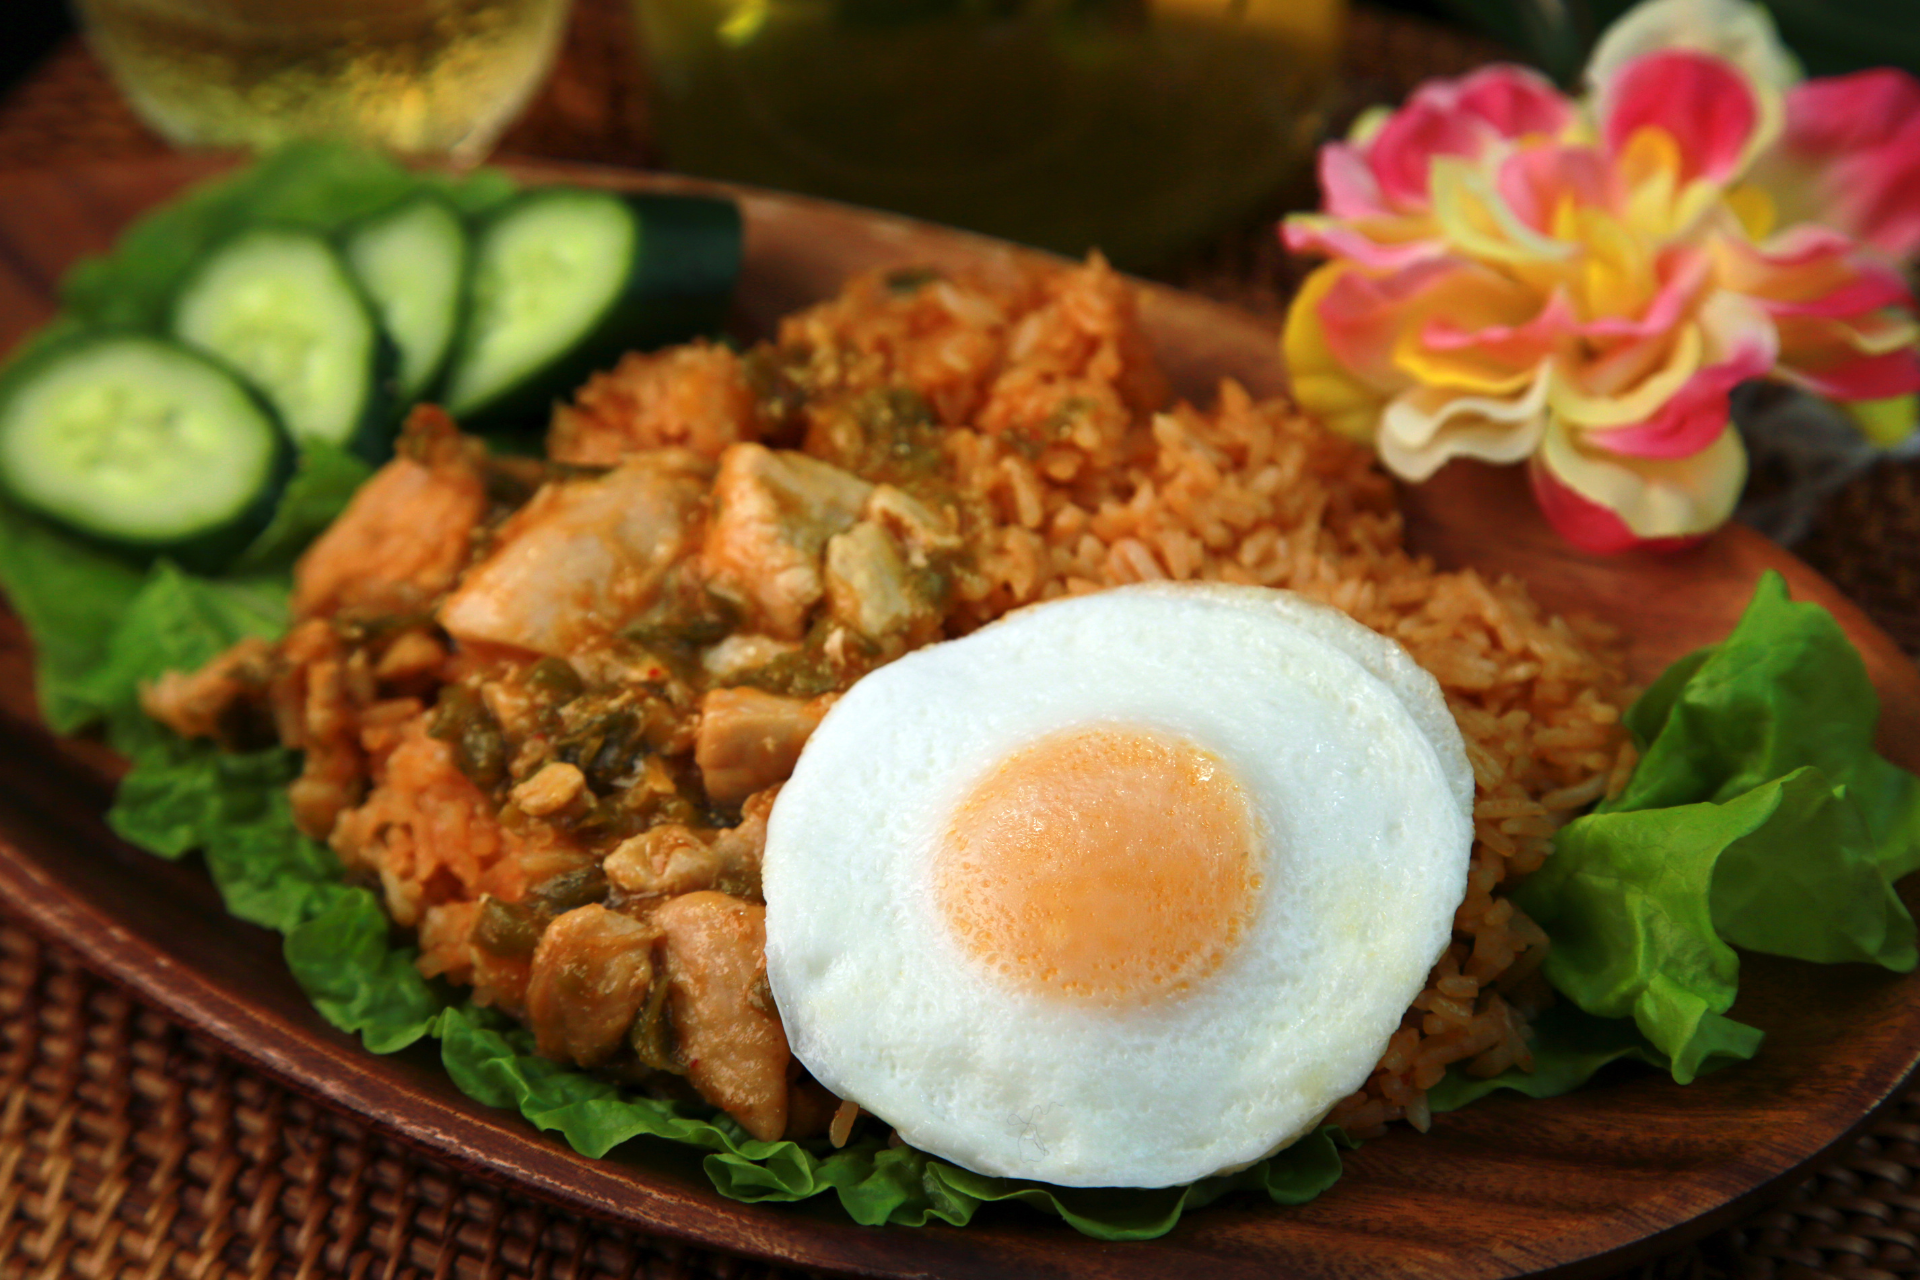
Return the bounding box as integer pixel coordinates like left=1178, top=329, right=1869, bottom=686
left=149, top=252, right=1635, bottom=1145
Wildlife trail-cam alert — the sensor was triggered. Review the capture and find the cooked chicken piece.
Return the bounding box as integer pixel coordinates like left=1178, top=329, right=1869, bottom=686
left=701, top=444, right=873, bottom=640
left=700, top=634, right=799, bottom=682
left=511, top=761, right=587, bottom=818
left=140, top=635, right=276, bottom=748
left=604, top=786, right=776, bottom=899
left=525, top=904, right=661, bottom=1069
left=605, top=825, right=717, bottom=899
left=864, top=484, right=962, bottom=559
left=293, top=408, right=488, bottom=620
left=651, top=891, right=789, bottom=1141
left=272, top=619, right=369, bottom=839
left=549, top=342, right=761, bottom=465
left=373, top=628, right=448, bottom=686
left=709, top=786, right=776, bottom=890
left=438, top=451, right=713, bottom=656
left=694, top=687, right=833, bottom=808
left=823, top=521, right=938, bottom=645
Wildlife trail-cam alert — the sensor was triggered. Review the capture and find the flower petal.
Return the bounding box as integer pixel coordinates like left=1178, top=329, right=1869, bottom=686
left=1781, top=70, right=1920, bottom=260
left=1580, top=250, right=1709, bottom=343
left=1604, top=51, right=1761, bottom=185
left=1588, top=0, right=1794, bottom=179
left=1494, top=143, right=1613, bottom=236
left=1360, top=64, right=1577, bottom=212
left=1552, top=323, right=1704, bottom=428
left=1312, top=258, right=1460, bottom=387
left=1587, top=0, right=1800, bottom=102
left=1528, top=456, right=1709, bottom=553
left=1378, top=366, right=1551, bottom=480
left=1716, top=225, right=1919, bottom=318
left=1368, top=94, right=1491, bottom=209
left=1319, top=142, right=1389, bottom=221
left=1283, top=215, right=1449, bottom=271
left=1777, top=343, right=1920, bottom=403
left=1448, top=64, right=1577, bottom=139
left=1422, top=288, right=1578, bottom=361
left=1588, top=292, right=1775, bottom=459
left=1538, top=411, right=1747, bottom=540
left=1784, top=68, right=1920, bottom=155
left=1282, top=264, right=1394, bottom=443
left=1394, top=266, right=1570, bottom=393
left=1430, top=156, right=1576, bottom=266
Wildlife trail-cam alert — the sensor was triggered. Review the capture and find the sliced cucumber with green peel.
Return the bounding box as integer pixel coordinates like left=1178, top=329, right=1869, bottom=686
left=343, top=194, right=469, bottom=402
left=442, top=189, right=742, bottom=424
left=172, top=226, right=396, bottom=459
left=0, top=333, right=291, bottom=569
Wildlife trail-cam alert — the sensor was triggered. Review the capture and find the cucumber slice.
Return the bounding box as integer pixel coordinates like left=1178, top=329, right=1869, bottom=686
left=442, top=189, right=742, bottom=424
left=172, top=226, right=396, bottom=459
left=343, top=194, right=469, bottom=402
left=0, top=333, right=291, bottom=569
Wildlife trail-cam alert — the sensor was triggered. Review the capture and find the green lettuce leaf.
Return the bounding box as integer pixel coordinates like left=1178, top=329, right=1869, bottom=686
left=436, top=997, right=1353, bottom=1236
left=287, top=883, right=450, bottom=1052
left=1427, top=1003, right=1666, bottom=1112
left=1457, top=570, right=1920, bottom=1100
left=81, top=563, right=289, bottom=758
left=1609, top=573, right=1920, bottom=873
left=0, top=500, right=146, bottom=733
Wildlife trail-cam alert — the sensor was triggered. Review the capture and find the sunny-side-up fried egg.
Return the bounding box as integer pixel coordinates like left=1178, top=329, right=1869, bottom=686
left=761, top=582, right=1475, bottom=1189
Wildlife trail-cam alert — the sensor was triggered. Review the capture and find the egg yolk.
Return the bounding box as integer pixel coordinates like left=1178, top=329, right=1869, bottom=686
left=935, top=725, right=1262, bottom=1005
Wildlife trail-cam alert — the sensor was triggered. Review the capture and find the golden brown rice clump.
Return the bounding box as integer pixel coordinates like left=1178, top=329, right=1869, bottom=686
left=767, top=256, right=1635, bottom=1134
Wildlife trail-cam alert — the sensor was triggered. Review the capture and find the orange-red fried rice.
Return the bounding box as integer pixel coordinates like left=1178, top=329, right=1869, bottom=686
left=149, top=254, right=1634, bottom=1146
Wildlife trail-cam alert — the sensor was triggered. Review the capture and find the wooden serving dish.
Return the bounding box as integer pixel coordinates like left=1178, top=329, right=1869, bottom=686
left=0, top=155, right=1917, bottom=1280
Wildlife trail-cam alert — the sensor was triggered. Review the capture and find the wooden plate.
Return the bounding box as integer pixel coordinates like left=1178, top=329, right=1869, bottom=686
left=1, top=155, right=1918, bottom=1280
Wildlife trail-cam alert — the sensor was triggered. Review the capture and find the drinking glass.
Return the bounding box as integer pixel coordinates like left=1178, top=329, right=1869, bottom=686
left=73, top=0, right=573, bottom=162
left=632, top=0, right=1345, bottom=266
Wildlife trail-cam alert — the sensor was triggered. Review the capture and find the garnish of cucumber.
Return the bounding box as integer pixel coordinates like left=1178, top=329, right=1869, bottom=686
left=343, top=194, right=470, bottom=404
left=0, top=333, right=292, bottom=570
left=172, top=226, right=398, bottom=461
left=442, top=188, right=742, bottom=425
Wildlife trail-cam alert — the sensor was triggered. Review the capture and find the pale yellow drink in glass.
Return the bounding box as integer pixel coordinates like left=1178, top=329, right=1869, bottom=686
left=632, top=0, right=1343, bottom=265
left=74, top=0, right=571, bottom=161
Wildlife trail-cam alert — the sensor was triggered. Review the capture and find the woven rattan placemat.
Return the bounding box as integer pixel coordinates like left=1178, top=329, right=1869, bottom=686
left=1, top=3, right=1919, bottom=1275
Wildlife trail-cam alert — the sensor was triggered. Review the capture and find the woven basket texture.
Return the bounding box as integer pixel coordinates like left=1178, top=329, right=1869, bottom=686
left=0, top=920, right=806, bottom=1280
left=0, top=1, right=1917, bottom=1275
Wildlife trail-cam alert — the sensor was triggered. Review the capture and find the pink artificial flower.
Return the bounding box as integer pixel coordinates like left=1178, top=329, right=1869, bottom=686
left=1281, top=0, right=1920, bottom=552
left=1770, top=70, right=1920, bottom=260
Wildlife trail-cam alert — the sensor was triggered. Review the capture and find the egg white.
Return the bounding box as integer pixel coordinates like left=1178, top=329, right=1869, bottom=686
left=762, top=582, right=1474, bottom=1188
